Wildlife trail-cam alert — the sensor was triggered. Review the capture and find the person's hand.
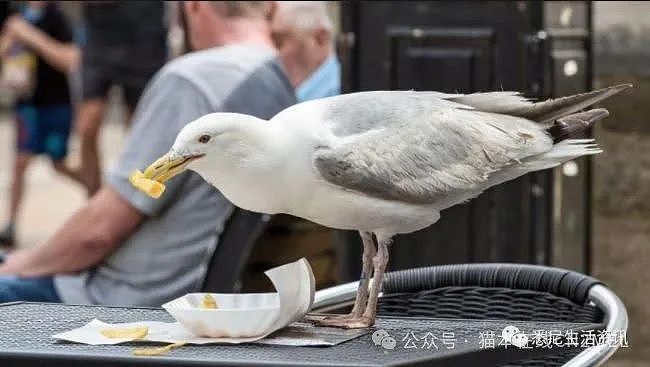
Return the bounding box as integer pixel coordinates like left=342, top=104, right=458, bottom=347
left=0, top=248, right=34, bottom=275
left=3, top=15, right=34, bottom=43
left=0, top=15, right=21, bottom=56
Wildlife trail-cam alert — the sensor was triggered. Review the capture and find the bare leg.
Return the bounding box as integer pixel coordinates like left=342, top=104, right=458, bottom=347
left=315, top=233, right=391, bottom=329
left=51, top=160, right=83, bottom=185
left=9, top=153, right=32, bottom=221
left=74, top=99, right=105, bottom=196
left=1, top=153, right=32, bottom=246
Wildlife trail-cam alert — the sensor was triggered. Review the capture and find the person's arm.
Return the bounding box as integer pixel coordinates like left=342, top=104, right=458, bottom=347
left=0, top=187, right=144, bottom=277
left=0, top=71, right=213, bottom=277
left=3, top=15, right=79, bottom=73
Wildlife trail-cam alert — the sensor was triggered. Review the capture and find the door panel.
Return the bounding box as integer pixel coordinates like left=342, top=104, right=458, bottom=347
left=336, top=1, right=592, bottom=280
left=388, top=27, right=494, bottom=92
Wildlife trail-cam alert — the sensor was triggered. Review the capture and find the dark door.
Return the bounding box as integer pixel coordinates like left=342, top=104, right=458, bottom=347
left=336, top=1, right=592, bottom=280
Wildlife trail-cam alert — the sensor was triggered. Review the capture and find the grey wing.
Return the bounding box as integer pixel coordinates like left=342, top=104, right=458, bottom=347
left=313, top=92, right=553, bottom=204
left=318, top=91, right=466, bottom=137
left=297, top=85, right=631, bottom=137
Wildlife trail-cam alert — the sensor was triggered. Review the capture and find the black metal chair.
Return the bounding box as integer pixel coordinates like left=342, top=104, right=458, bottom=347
left=201, top=208, right=272, bottom=292
left=313, top=263, right=627, bottom=366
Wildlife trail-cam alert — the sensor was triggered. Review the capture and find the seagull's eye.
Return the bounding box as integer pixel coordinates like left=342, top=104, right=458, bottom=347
left=198, top=135, right=211, bottom=144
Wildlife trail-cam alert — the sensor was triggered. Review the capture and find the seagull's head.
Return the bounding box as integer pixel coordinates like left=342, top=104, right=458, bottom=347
left=141, top=112, right=268, bottom=184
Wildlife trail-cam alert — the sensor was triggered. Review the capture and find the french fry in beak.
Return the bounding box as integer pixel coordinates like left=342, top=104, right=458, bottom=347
left=129, top=170, right=166, bottom=199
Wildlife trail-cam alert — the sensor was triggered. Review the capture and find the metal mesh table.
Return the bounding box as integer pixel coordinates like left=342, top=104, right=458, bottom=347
left=0, top=302, right=602, bottom=367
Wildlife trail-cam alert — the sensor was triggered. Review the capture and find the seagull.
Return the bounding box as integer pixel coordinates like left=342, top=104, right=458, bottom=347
left=142, top=84, right=630, bottom=328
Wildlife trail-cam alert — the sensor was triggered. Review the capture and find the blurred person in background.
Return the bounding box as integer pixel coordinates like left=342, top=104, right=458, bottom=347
left=272, top=1, right=340, bottom=101
left=73, top=1, right=167, bottom=196
left=0, top=1, right=80, bottom=247
left=0, top=1, right=295, bottom=306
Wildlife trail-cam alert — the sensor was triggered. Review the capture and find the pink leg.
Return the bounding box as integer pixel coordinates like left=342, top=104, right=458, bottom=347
left=315, top=233, right=391, bottom=329
left=362, top=235, right=390, bottom=324
left=310, top=231, right=375, bottom=325
left=348, top=231, right=376, bottom=317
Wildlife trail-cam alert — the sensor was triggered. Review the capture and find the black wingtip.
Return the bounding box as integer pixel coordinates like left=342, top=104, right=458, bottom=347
left=548, top=108, right=610, bottom=143
left=530, top=84, right=632, bottom=123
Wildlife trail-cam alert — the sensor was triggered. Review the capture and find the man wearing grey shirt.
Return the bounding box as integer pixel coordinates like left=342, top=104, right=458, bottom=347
left=0, top=1, right=295, bottom=306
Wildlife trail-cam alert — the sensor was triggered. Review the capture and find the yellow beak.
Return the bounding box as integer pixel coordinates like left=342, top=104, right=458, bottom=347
left=143, top=152, right=204, bottom=183
left=130, top=151, right=205, bottom=199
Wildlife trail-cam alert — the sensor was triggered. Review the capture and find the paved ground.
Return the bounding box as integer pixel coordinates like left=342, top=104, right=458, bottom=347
left=0, top=110, right=127, bottom=249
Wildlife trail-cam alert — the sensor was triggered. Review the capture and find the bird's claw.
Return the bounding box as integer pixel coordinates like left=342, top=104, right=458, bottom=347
left=311, top=315, right=374, bottom=329
left=304, top=313, right=348, bottom=322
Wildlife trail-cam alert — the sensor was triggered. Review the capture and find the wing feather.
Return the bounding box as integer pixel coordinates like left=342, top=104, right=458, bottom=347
left=312, top=92, right=552, bottom=204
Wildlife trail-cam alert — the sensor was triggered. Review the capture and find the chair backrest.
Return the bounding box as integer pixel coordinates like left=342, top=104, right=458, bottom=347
left=313, top=263, right=626, bottom=367
left=201, top=208, right=271, bottom=292
left=378, top=263, right=604, bottom=323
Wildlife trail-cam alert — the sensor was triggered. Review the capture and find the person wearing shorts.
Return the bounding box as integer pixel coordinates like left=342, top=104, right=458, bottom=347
left=0, top=2, right=81, bottom=247
left=15, top=104, right=73, bottom=161
left=74, top=1, right=168, bottom=196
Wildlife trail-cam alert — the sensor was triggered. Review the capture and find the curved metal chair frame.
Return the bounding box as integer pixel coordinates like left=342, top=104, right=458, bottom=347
left=313, top=264, right=627, bottom=367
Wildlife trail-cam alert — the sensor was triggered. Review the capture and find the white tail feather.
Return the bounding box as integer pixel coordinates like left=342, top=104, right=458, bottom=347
left=526, top=139, right=602, bottom=166
left=485, top=139, right=601, bottom=187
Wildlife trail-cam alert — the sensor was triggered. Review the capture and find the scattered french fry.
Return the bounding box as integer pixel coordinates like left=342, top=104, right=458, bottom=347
left=129, top=170, right=165, bottom=199
left=201, top=294, right=218, bottom=309
left=100, top=326, right=149, bottom=339
left=133, top=342, right=186, bottom=356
